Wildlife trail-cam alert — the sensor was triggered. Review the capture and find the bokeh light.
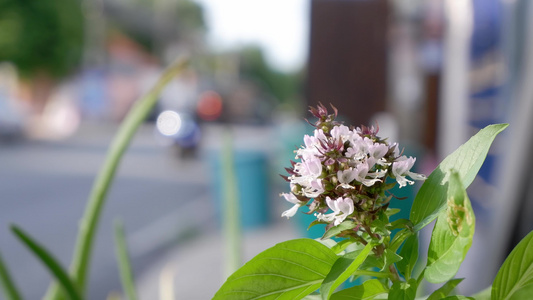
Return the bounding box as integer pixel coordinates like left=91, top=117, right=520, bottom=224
left=156, top=110, right=182, bottom=136
left=197, top=90, right=223, bottom=121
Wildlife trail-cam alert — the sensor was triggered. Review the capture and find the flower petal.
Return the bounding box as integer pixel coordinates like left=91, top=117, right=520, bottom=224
left=281, top=204, right=300, bottom=219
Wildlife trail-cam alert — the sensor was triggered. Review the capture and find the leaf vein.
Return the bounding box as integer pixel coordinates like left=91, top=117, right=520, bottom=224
left=256, top=257, right=328, bottom=277
left=229, top=272, right=307, bottom=283
left=277, top=247, right=335, bottom=266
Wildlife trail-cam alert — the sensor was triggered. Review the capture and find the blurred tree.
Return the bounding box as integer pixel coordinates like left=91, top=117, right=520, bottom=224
left=113, top=0, right=206, bottom=56
left=175, top=0, right=206, bottom=35
left=238, top=46, right=303, bottom=105
left=0, top=0, right=84, bottom=114
left=0, top=0, right=84, bottom=79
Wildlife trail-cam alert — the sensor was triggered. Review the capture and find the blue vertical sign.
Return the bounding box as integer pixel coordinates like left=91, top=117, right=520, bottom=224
left=468, top=0, right=505, bottom=217
left=459, top=0, right=507, bottom=294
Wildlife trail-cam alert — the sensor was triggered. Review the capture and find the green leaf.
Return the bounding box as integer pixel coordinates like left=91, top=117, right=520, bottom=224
left=114, top=220, right=138, bottom=300
left=388, top=219, right=413, bottom=232
left=361, top=249, right=401, bottom=273
left=508, top=284, right=533, bottom=300
left=309, top=220, right=328, bottom=231
left=213, top=239, right=338, bottom=300
left=410, top=124, right=507, bottom=231
left=390, top=229, right=414, bottom=253
left=492, top=230, right=533, bottom=300
left=11, top=225, right=81, bottom=300
left=321, top=243, right=374, bottom=300
left=396, top=233, right=419, bottom=280
left=330, top=239, right=357, bottom=255
left=382, top=250, right=402, bottom=272
left=0, top=251, right=22, bottom=300
left=388, top=278, right=417, bottom=300
left=330, top=279, right=388, bottom=300
left=322, top=221, right=358, bottom=240
left=427, top=278, right=464, bottom=300
left=370, top=219, right=389, bottom=238
left=385, top=208, right=401, bottom=218
left=319, top=239, right=342, bottom=250
left=441, top=296, right=474, bottom=300
left=46, top=58, right=190, bottom=300
left=425, top=172, right=475, bottom=283
left=470, top=286, right=491, bottom=300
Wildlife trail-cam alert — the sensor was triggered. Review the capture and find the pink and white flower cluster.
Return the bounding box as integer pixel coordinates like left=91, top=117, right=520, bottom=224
left=281, top=104, right=426, bottom=229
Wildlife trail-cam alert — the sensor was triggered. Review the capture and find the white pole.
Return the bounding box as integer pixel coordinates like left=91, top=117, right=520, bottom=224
left=438, top=0, right=474, bottom=159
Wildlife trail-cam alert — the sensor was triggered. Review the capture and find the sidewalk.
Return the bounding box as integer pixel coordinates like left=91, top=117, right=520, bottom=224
left=136, top=220, right=299, bottom=299
left=129, top=122, right=302, bottom=299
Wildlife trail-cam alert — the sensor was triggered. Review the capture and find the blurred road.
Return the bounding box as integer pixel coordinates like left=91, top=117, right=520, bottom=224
left=0, top=122, right=213, bottom=299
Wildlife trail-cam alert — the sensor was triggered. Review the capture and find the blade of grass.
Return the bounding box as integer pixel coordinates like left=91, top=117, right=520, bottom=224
left=11, top=226, right=80, bottom=300
left=114, top=220, right=138, bottom=300
left=221, top=129, right=242, bottom=277
left=0, top=251, right=23, bottom=300
left=45, top=58, right=189, bottom=300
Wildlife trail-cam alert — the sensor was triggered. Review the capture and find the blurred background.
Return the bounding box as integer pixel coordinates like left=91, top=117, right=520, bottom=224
left=1, top=0, right=533, bottom=298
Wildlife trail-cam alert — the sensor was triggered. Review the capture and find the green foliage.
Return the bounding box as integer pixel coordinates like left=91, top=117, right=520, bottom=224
left=0, top=251, right=22, bottom=300
left=427, top=278, right=464, bottom=300
left=506, top=284, right=533, bottom=300
left=239, top=46, right=303, bottom=104
left=0, top=65, right=517, bottom=300
left=388, top=279, right=417, bottom=300
left=410, top=124, right=508, bottom=231
left=471, top=286, right=492, bottom=300
left=213, top=239, right=338, bottom=300
left=425, top=171, right=475, bottom=283
left=396, top=233, right=419, bottom=280
left=390, top=229, right=414, bottom=253
left=330, top=239, right=356, bottom=255
left=330, top=279, right=387, bottom=300
left=175, top=0, right=206, bottom=33
left=320, top=243, right=374, bottom=300
left=11, top=226, right=81, bottom=300
left=44, top=59, right=189, bottom=300
left=114, top=220, right=138, bottom=300
left=0, top=0, right=84, bottom=78
left=213, top=123, right=509, bottom=299
left=322, top=221, right=358, bottom=240
left=492, top=230, right=533, bottom=300
left=380, top=250, right=402, bottom=272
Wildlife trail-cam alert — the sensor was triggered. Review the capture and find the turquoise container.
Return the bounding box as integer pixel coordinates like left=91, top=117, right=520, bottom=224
left=209, top=150, right=270, bottom=230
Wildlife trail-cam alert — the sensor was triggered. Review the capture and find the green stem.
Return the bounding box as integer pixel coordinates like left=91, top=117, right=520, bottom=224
left=45, top=58, right=189, bottom=299
left=388, top=264, right=401, bottom=282
left=114, top=220, right=138, bottom=300
left=353, top=270, right=392, bottom=279
left=221, top=129, right=242, bottom=276
left=361, top=220, right=402, bottom=283
left=416, top=269, right=425, bottom=286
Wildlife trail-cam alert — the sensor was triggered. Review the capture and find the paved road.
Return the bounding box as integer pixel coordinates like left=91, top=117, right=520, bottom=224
left=0, top=123, right=213, bottom=299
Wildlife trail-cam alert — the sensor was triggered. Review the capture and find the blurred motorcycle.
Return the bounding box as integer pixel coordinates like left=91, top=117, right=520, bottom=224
left=155, top=110, right=201, bottom=158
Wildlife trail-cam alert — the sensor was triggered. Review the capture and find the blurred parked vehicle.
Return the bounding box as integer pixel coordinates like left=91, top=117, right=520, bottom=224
left=0, top=95, right=24, bottom=142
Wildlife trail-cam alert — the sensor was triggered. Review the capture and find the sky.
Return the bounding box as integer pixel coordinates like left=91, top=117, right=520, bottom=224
left=193, top=0, right=310, bottom=72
